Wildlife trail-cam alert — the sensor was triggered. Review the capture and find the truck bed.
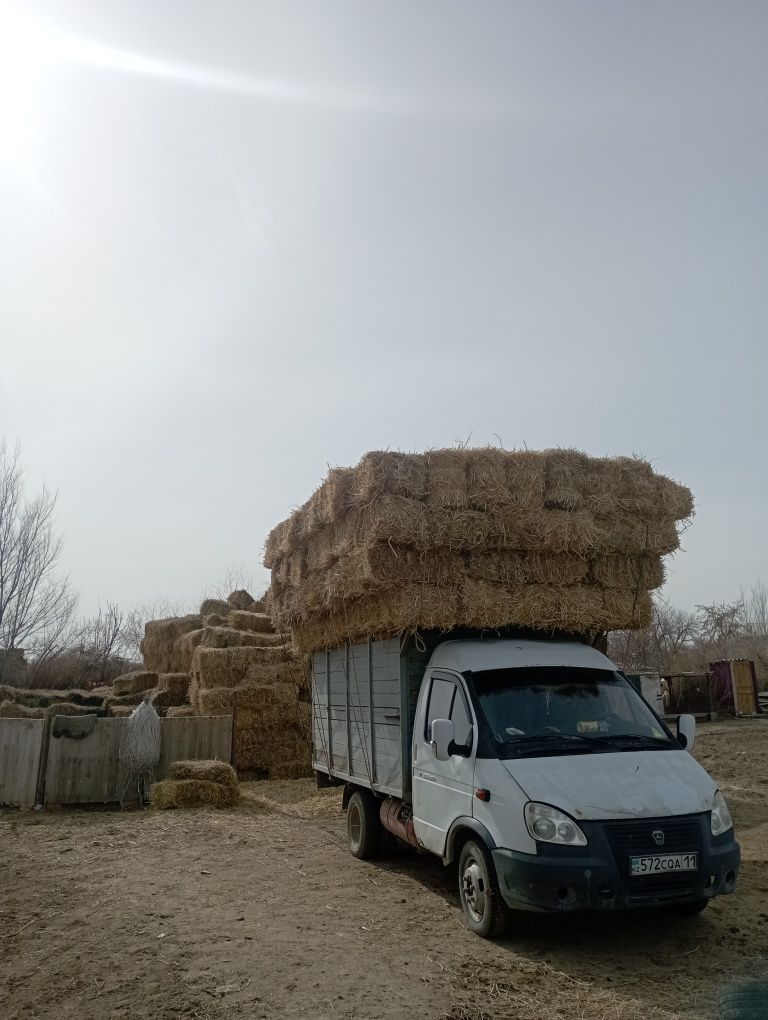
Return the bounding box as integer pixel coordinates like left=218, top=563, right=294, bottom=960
left=311, top=635, right=431, bottom=799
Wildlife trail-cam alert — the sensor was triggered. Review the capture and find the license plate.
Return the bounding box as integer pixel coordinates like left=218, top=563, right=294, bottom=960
left=630, top=853, right=698, bottom=876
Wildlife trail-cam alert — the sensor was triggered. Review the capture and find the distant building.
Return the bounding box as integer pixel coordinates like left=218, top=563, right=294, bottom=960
left=0, top=648, right=27, bottom=686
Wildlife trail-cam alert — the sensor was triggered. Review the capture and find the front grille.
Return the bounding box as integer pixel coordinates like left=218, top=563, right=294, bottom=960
left=604, top=816, right=704, bottom=894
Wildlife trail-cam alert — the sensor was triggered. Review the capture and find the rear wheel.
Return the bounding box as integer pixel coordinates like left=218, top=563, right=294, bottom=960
left=458, top=839, right=509, bottom=939
left=346, top=790, right=381, bottom=860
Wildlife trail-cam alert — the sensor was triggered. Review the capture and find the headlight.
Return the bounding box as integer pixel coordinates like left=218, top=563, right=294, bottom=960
left=524, top=802, right=587, bottom=846
left=710, top=790, right=733, bottom=836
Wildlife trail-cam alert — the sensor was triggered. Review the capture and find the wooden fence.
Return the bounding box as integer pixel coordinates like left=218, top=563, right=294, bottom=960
left=0, top=714, right=232, bottom=808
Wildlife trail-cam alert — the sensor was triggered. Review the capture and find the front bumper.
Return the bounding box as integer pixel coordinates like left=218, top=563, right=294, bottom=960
left=492, top=817, right=740, bottom=913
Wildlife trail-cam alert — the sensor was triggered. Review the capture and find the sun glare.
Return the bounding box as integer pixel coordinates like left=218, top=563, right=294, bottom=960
left=0, top=7, right=61, bottom=162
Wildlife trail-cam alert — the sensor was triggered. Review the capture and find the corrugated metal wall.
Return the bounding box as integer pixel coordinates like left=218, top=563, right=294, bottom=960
left=0, top=714, right=233, bottom=807
left=0, top=718, right=46, bottom=807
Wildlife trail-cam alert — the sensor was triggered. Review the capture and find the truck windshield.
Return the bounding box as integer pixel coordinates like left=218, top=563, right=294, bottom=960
left=465, top=667, right=676, bottom=758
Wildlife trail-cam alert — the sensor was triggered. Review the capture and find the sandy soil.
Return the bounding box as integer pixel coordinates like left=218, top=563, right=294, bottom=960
left=1, top=720, right=767, bottom=1020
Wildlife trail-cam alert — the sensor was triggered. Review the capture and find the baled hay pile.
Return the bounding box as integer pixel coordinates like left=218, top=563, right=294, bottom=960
left=265, top=448, right=693, bottom=652
left=142, top=589, right=310, bottom=777
left=113, top=671, right=158, bottom=696
left=168, top=758, right=238, bottom=790
left=46, top=702, right=99, bottom=718
left=151, top=779, right=239, bottom=809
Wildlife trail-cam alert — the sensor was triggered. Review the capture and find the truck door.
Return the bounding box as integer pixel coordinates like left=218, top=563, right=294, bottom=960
left=412, top=671, right=476, bottom=856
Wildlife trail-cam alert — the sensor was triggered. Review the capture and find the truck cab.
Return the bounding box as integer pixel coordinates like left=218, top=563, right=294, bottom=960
left=312, top=634, right=740, bottom=938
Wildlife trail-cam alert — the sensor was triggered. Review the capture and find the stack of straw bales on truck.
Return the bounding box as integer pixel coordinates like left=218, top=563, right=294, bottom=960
left=265, top=448, right=693, bottom=652
left=138, top=590, right=310, bottom=777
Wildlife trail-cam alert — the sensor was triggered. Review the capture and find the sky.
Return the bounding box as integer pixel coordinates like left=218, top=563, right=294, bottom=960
left=0, top=0, right=766, bottom=617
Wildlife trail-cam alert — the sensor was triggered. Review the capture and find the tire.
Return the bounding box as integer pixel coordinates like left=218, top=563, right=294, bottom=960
left=718, top=981, right=768, bottom=1019
left=458, top=839, right=509, bottom=939
left=346, top=790, right=381, bottom=860
left=670, top=898, right=709, bottom=916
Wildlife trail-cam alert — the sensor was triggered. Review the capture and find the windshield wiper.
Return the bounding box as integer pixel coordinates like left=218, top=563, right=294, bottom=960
left=587, top=734, right=674, bottom=749
left=500, top=732, right=597, bottom=753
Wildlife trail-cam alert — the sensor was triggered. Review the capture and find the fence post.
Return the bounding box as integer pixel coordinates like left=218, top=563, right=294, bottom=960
left=34, top=712, right=53, bottom=808
left=707, top=671, right=715, bottom=722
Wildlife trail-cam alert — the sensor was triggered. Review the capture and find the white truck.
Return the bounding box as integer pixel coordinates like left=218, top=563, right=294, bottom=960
left=311, top=632, right=740, bottom=937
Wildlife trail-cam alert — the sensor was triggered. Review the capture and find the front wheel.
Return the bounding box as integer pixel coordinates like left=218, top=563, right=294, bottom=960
left=458, top=839, right=509, bottom=939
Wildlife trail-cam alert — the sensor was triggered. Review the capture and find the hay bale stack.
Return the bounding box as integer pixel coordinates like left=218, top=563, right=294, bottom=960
left=142, top=594, right=309, bottom=778
left=265, top=448, right=693, bottom=652
left=142, top=615, right=204, bottom=673
left=113, top=671, right=158, bottom=697
left=151, top=779, right=239, bottom=809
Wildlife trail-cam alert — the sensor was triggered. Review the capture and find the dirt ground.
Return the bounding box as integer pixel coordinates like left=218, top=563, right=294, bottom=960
left=1, top=720, right=767, bottom=1020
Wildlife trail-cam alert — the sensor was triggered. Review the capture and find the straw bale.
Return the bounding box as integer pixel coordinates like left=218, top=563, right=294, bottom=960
left=466, top=551, right=589, bottom=587
left=157, top=673, right=190, bottom=697
left=195, top=686, right=234, bottom=714
left=227, top=589, right=255, bottom=610
left=151, top=779, right=238, bottom=809
left=503, top=451, right=547, bottom=508
left=150, top=688, right=189, bottom=715
left=176, top=628, right=205, bottom=671
left=201, top=626, right=287, bottom=649
left=113, top=671, right=158, bottom=697
left=191, top=645, right=293, bottom=690
left=264, top=519, right=290, bottom=569
left=200, top=598, right=232, bottom=617
left=109, top=705, right=136, bottom=718
left=589, top=554, right=665, bottom=591
left=203, top=613, right=228, bottom=627
left=228, top=611, right=274, bottom=634
left=109, top=690, right=148, bottom=707
left=143, top=615, right=203, bottom=673
left=421, top=449, right=466, bottom=508
left=169, top=759, right=238, bottom=789
left=350, top=451, right=429, bottom=508
left=165, top=705, right=196, bottom=718
left=243, top=659, right=301, bottom=685
left=465, top=448, right=513, bottom=509
left=0, top=700, right=46, bottom=718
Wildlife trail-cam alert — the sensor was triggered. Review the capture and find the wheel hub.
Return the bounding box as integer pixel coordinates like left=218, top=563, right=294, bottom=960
left=462, top=860, right=486, bottom=922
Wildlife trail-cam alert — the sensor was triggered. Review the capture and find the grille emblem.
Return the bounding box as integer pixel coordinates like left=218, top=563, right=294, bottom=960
left=651, top=830, right=665, bottom=846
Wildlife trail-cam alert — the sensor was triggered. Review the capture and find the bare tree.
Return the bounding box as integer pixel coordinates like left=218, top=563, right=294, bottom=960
left=0, top=440, right=76, bottom=681
left=72, top=602, right=126, bottom=685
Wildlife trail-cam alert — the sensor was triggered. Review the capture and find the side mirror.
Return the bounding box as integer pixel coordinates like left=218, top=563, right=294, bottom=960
left=677, top=714, right=696, bottom=752
left=430, top=718, right=455, bottom=761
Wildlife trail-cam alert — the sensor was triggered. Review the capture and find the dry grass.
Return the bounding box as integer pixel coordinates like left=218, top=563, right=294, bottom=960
left=199, top=598, right=232, bottom=617
left=150, top=779, right=239, bottom=809
left=0, top=700, right=46, bottom=718
left=448, top=955, right=680, bottom=1020
left=165, top=704, right=195, bottom=718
